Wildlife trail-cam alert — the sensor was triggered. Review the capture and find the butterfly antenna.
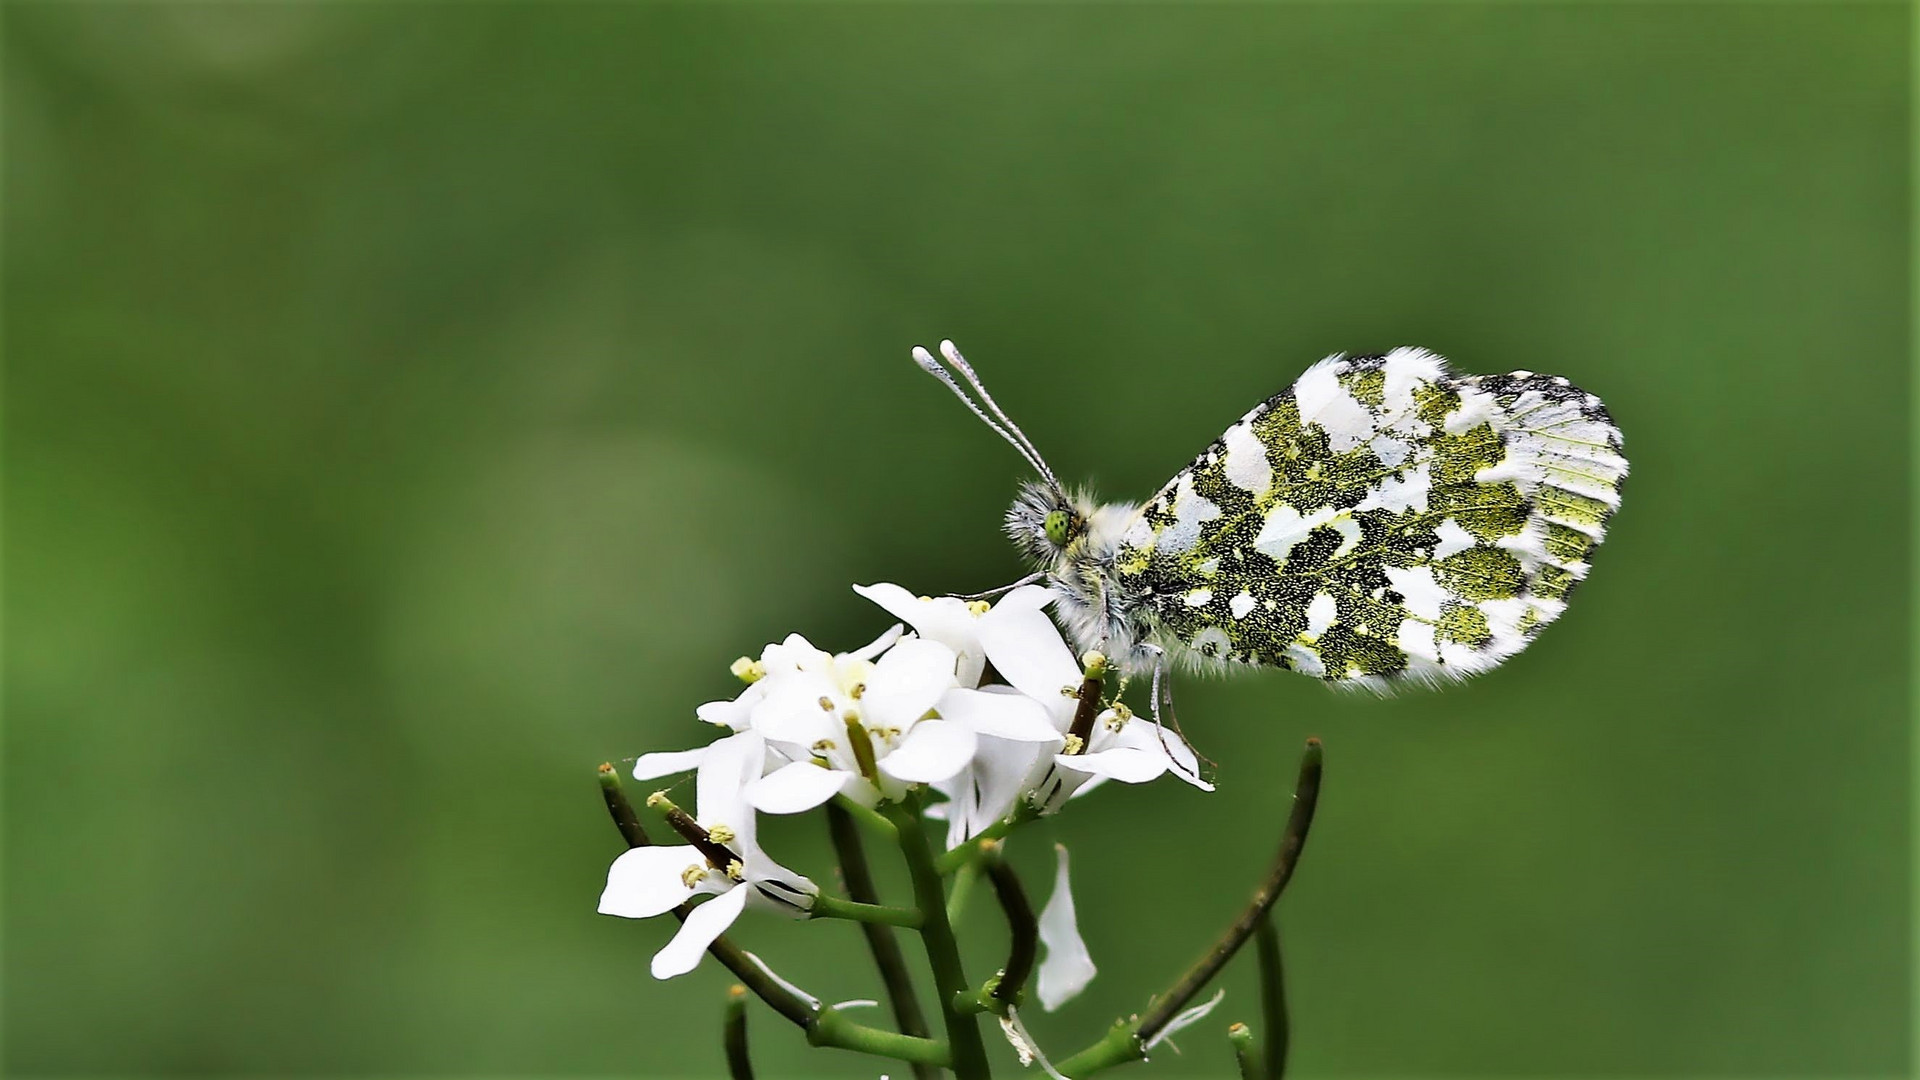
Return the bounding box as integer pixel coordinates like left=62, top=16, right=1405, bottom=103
left=937, top=340, right=1061, bottom=489
left=912, top=341, right=1061, bottom=489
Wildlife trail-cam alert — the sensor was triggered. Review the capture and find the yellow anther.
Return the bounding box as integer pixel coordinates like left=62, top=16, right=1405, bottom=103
left=730, top=656, right=766, bottom=684
left=1110, top=701, right=1133, bottom=722
left=918, top=595, right=933, bottom=603
left=725, top=860, right=746, bottom=882
left=1059, top=685, right=1079, bottom=698
left=850, top=682, right=866, bottom=699
left=706, top=823, right=736, bottom=845
left=817, top=696, right=835, bottom=712
left=1062, top=734, right=1085, bottom=755
left=967, top=600, right=991, bottom=616
left=811, top=739, right=837, bottom=753
left=681, top=864, right=710, bottom=888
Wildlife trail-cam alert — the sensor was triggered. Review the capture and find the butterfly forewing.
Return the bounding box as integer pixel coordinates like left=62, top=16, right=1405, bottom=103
left=1113, top=348, right=1626, bottom=687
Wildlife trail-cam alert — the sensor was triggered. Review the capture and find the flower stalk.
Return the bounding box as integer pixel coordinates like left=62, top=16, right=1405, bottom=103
left=824, top=800, right=939, bottom=1080
left=1255, top=915, right=1288, bottom=1080
left=883, top=795, right=994, bottom=1080
left=1054, top=737, right=1323, bottom=1077
left=724, top=985, right=754, bottom=1080
left=1228, top=1022, right=1262, bottom=1080
left=981, top=841, right=1038, bottom=1013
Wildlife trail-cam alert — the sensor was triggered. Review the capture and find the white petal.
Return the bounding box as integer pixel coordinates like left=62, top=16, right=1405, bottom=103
left=977, top=591, right=1081, bottom=709
left=747, top=762, right=855, bottom=815
left=1144, top=988, right=1226, bottom=1050
left=749, top=676, right=842, bottom=749
left=740, top=950, right=820, bottom=1009
left=696, top=731, right=768, bottom=849
left=598, top=846, right=700, bottom=919
left=854, top=583, right=987, bottom=686
left=863, top=638, right=959, bottom=730
left=743, top=857, right=818, bottom=916
left=1111, top=721, right=1215, bottom=792
left=1055, top=747, right=1167, bottom=784
left=650, top=885, right=750, bottom=979
left=695, top=679, right=768, bottom=731
left=880, top=719, right=978, bottom=783
left=846, top=622, right=905, bottom=662
left=632, top=746, right=709, bottom=781
left=1036, top=845, right=1097, bottom=1011
left=938, top=687, right=1064, bottom=743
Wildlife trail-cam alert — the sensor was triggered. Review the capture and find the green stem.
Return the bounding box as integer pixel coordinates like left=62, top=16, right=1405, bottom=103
left=884, top=797, right=994, bottom=1080
left=809, top=892, right=923, bottom=928
left=1255, top=915, right=1288, bottom=1080
left=1054, top=738, right=1325, bottom=1078
left=808, top=1005, right=952, bottom=1066
left=833, top=794, right=898, bottom=840
left=1228, top=1022, right=1263, bottom=1080
left=981, top=841, right=1038, bottom=1011
left=1134, top=738, right=1321, bottom=1042
left=724, top=986, right=755, bottom=1080
left=825, top=801, right=938, bottom=1080
left=935, top=801, right=1039, bottom=875
left=946, top=859, right=981, bottom=924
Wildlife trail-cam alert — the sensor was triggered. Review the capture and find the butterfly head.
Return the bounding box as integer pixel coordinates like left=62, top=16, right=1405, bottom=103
left=1003, top=480, right=1094, bottom=568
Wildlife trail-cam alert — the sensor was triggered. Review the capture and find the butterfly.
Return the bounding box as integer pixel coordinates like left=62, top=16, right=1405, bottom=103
left=913, top=340, right=1626, bottom=695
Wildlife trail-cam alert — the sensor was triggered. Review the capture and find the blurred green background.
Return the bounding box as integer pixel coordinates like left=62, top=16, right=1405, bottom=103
left=4, top=3, right=1908, bottom=1077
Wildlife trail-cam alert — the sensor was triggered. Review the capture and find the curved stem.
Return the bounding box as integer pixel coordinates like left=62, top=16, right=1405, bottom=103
left=1255, top=915, right=1288, bottom=1080
left=935, top=801, right=1039, bottom=875
left=808, top=1005, right=952, bottom=1066
left=825, top=801, right=938, bottom=1080
left=883, top=797, right=994, bottom=1080
left=724, top=986, right=755, bottom=1080
left=1135, top=738, right=1321, bottom=1041
left=809, top=892, right=923, bottom=928
left=1054, top=738, right=1324, bottom=1078
left=982, top=841, right=1038, bottom=1010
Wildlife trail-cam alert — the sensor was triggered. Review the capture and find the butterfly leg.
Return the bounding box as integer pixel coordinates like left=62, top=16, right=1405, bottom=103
left=952, top=571, right=1048, bottom=602
left=1144, top=646, right=1213, bottom=781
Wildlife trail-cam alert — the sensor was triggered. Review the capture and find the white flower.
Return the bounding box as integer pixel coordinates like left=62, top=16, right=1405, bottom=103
left=861, top=584, right=1078, bottom=847
left=1036, top=844, right=1096, bottom=1011
left=632, top=626, right=902, bottom=781
left=598, top=731, right=816, bottom=979
left=745, top=635, right=962, bottom=813
left=1035, top=705, right=1214, bottom=812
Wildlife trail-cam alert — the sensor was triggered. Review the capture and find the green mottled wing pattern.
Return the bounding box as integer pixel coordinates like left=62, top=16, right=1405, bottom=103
left=1112, top=348, right=1626, bottom=688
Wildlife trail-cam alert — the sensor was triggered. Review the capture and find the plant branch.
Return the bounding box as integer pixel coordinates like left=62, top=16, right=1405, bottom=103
left=1135, top=737, right=1321, bottom=1041
left=724, top=985, right=754, bottom=1080
left=1228, top=1022, right=1262, bottom=1080
left=1255, top=915, right=1288, bottom=1080
left=598, top=764, right=948, bottom=1067
left=825, top=801, right=938, bottom=1080
left=883, top=796, right=994, bottom=1080
left=809, top=892, right=923, bottom=928
left=1053, top=738, right=1324, bottom=1077
left=935, top=800, right=1039, bottom=875
left=981, top=840, right=1038, bottom=1011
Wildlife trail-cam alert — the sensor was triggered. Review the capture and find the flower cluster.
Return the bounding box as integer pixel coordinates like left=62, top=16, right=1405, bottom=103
left=599, top=583, right=1210, bottom=998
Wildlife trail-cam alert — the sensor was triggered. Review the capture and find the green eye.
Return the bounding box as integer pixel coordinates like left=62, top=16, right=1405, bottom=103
left=1044, top=509, right=1071, bottom=546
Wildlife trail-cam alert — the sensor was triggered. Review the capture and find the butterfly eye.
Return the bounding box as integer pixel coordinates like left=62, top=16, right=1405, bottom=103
left=1044, top=509, right=1072, bottom=547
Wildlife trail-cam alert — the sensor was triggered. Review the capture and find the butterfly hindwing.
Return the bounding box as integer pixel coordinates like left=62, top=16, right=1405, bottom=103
left=1112, top=348, right=1626, bottom=688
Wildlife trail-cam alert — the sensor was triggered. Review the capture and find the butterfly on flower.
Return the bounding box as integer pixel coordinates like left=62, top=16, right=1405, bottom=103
left=913, top=340, right=1626, bottom=694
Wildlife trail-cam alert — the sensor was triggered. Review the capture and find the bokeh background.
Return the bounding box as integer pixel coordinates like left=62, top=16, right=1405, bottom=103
left=4, top=3, right=1909, bottom=1077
